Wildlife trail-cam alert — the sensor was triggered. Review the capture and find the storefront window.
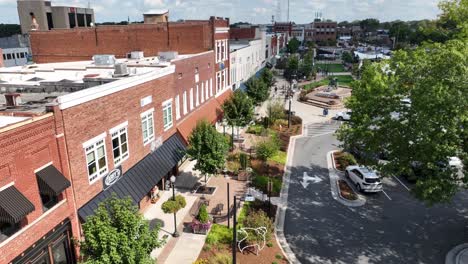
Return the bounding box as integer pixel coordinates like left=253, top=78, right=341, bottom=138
left=52, top=238, right=70, bottom=264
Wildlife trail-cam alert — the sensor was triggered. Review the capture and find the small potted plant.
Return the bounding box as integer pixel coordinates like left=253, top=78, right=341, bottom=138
left=191, top=204, right=212, bottom=234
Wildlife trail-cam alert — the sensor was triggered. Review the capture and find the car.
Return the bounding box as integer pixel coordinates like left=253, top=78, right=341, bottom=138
left=345, top=166, right=383, bottom=193
left=335, top=111, right=352, bottom=121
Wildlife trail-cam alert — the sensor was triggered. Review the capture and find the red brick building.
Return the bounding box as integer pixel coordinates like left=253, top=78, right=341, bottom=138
left=230, top=27, right=257, bottom=40
left=0, top=112, right=79, bottom=264
left=311, top=21, right=337, bottom=44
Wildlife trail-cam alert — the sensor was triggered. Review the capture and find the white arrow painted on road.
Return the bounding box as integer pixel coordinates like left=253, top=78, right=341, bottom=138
left=300, top=172, right=323, bottom=189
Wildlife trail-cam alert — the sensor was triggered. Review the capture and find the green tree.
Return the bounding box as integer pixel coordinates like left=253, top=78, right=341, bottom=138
left=260, top=68, right=274, bottom=86
left=287, top=37, right=301, bottom=53
left=80, top=196, right=163, bottom=264
left=284, top=56, right=299, bottom=81
left=0, top=24, right=21, bottom=38
left=359, top=18, right=380, bottom=33
left=266, top=100, right=285, bottom=126
left=222, top=89, right=254, bottom=145
left=337, top=38, right=467, bottom=204
left=255, top=137, right=280, bottom=163
left=342, top=51, right=357, bottom=64
left=197, top=204, right=209, bottom=224
left=186, top=120, right=229, bottom=183
left=245, top=78, right=269, bottom=104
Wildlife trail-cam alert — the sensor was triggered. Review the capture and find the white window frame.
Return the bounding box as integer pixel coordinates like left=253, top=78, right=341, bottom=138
left=141, top=108, right=155, bottom=145
left=183, top=91, right=188, bottom=115
left=196, top=84, right=200, bottom=106
left=109, top=121, right=129, bottom=166
left=162, top=99, right=173, bottom=130
left=210, top=78, right=213, bottom=97
left=201, top=82, right=205, bottom=103
left=83, top=133, right=108, bottom=184
left=189, top=88, right=194, bottom=110
left=175, top=95, right=181, bottom=120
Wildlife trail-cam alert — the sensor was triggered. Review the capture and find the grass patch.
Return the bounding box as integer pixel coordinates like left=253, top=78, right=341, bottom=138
left=251, top=175, right=282, bottom=196
left=332, top=75, right=355, bottom=86
left=302, top=79, right=329, bottom=91
left=316, top=63, right=346, bottom=72
left=269, top=150, right=287, bottom=165
left=206, top=224, right=232, bottom=245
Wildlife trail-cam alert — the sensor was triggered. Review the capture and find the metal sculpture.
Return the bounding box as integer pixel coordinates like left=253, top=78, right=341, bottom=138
left=237, top=227, right=267, bottom=255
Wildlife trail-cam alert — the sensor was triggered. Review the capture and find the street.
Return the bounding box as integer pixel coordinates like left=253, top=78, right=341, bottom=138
left=283, top=126, right=468, bottom=264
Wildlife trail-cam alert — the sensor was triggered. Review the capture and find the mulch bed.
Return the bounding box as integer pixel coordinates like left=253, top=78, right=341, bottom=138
left=333, top=151, right=345, bottom=171
left=338, top=180, right=358, bottom=201
left=250, top=159, right=284, bottom=178
left=197, top=236, right=288, bottom=264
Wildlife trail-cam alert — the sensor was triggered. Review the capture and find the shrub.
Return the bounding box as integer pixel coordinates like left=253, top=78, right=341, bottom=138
left=208, top=253, right=232, bottom=264
left=256, top=139, right=280, bottom=162
left=290, top=115, right=302, bottom=126
left=269, top=150, right=287, bottom=165
left=197, top=204, right=209, bottom=224
left=336, top=152, right=357, bottom=168
left=240, top=211, right=274, bottom=244
left=206, top=224, right=232, bottom=245
left=267, top=241, right=274, bottom=247
left=272, top=262, right=278, bottom=264
left=161, top=195, right=186, bottom=214
left=239, top=153, right=248, bottom=170
left=194, top=259, right=209, bottom=264
left=275, top=254, right=283, bottom=259
left=202, top=245, right=211, bottom=252
left=251, top=176, right=282, bottom=195
left=246, top=124, right=263, bottom=135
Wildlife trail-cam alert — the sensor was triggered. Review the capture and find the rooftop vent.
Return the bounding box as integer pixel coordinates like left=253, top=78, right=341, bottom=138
left=93, top=55, right=116, bottom=66
left=113, top=63, right=129, bottom=77
left=158, top=51, right=178, bottom=61
left=128, top=51, right=144, bottom=60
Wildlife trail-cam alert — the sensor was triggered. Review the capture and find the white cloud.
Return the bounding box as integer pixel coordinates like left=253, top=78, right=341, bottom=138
left=0, top=0, right=441, bottom=24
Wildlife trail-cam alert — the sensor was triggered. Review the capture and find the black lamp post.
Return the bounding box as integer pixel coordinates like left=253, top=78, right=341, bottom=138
left=170, top=175, right=179, bottom=237
left=232, top=195, right=239, bottom=264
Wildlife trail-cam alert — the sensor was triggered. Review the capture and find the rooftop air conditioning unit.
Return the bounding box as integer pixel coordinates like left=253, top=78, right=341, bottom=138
left=113, top=63, right=129, bottom=77
left=93, top=55, right=116, bottom=66
left=130, top=51, right=144, bottom=59
left=158, top=51, right=178, bottom=61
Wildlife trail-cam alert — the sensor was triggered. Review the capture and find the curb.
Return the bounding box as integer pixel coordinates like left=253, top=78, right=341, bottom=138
left=446, top=243, right=468, bottom=264
left=275, top=133, right=301, bottom=264
left=327, top=150, right=366, bottom=207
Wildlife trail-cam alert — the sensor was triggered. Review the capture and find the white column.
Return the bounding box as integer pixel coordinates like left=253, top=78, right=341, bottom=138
left=189, top=88, right=194, bottom=110
left=196, top=84, right=199, bottom=106
left=210, top=78, right=213, bottom=97
left=183, top=91, right=187, bottom=115
left=175, top=95, right=181, bottom=120
left=201, top=82, right=205, bottom=103
left=205, top=80, right=209, bottom=98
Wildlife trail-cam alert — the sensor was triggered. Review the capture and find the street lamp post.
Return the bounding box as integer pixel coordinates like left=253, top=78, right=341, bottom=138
left=170, top=175, right=179, bottom=237
left=232, top=195, right=239, bottom=264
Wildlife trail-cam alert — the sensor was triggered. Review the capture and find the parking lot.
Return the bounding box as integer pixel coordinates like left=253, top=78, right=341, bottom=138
left=284, top=133, right=468, bottom=264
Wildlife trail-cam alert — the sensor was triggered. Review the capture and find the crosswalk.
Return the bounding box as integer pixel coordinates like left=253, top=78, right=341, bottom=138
left=305, top=120, right=342, bottom=137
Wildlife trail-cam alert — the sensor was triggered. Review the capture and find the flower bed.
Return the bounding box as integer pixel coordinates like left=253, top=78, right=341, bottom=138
left=333, top=151, right=357, bottom=171
left=338, top=180, right=358, bottom=201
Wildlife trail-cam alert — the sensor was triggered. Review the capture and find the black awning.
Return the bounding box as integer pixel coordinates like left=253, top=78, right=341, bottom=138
left=78, top=133, right=186, bottom=221
left=0, top=186, right=35, bottom=223
left=36, top=165, right=71, bottom=196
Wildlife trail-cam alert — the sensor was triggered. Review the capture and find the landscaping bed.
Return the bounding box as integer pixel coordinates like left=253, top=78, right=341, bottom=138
left=195, top=186, right=217, bottom=195
left=333, top=151, right=357, bottom=171
left=338, top=180, right=358, bottom=201
left=196, top=200, right=287, bottom=264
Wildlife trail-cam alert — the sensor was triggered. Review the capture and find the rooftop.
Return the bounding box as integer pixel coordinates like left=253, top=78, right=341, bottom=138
left=0, top=51, right=210, bottom=115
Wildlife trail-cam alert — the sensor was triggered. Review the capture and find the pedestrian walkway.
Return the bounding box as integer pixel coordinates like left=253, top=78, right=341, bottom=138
left=305, top=120, right=342, bottom=137
left=163, top=233, right=207, bottom=263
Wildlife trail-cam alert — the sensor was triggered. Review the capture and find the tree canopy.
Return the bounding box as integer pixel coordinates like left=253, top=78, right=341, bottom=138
left=186, top=120, right=229, bottom=177
left=80, top=196, right=163, bottom=264
left=287, top=37, right=301, bottom=54
left=0, top=24, right=21, bottom=38
left=222, top=89, right=254, bottom=128
left=245, top=77, right=269, bottom=104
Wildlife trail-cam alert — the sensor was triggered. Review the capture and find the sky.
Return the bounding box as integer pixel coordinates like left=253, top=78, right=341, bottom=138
left=0, top=0, right=442, bottom=24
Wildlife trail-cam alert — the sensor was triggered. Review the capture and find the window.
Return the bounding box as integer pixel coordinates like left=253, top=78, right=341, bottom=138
left=178, top=73, right=183, bottom=79
left=195, top=67, right=199, bottom=74
left=175, top=95, right=181, bottom=120
left=0, top=222, right=21, bottom=243
left=141, top=109, right=155, bottom=145
left=189, top=88, right=194, bottom=110
left=77, top=13, right=85, bottom=27
left=201, top=83, right=205, bottom=103
left=111, top=125, right=129, bottom=165
left=162, top=100, right=173, bottom=130
left=7, top=53, right=12, bottom=60
left=86, top=14, right=92, bottom=27
left=68, top=13, right=76, bottom=28
left=20, top=52, right=25, bottom=58
left=84, top=137, right=108, bottom=183
left=183, top=91, right=188, bottom=115
left=40, top=193, right=58, bottom=212
left=195, top=85, right=199, bottom=106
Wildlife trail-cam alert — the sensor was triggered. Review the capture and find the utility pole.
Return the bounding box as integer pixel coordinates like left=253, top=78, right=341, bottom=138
left=232, top=196, right=237, bottom=264
left=287, top=0, right=290, bottom=22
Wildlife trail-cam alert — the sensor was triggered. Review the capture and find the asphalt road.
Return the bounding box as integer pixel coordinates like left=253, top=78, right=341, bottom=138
left=284, top=131, right=468, bottom=264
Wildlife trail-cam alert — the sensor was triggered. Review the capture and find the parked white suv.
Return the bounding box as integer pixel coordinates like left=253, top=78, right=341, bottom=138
left=335, top=111, right=351, bottom=121
left=345, top=166, right=383, bottom=193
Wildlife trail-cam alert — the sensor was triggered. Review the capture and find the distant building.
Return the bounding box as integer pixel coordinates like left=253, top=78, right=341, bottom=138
left=310, top=20, right=337, bottom=44
left=17, top=0, right=95, bottom=34
left=291, top=25, right=305, bottom=43
left=1, top=47, right=30, bottom=67
left=143, top=9, right=169, bottom=24
left=273, top=22, right=292, bottom=38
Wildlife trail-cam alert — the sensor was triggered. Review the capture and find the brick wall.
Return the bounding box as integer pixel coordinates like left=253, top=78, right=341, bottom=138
left=0, top=115, right=79, bottom=264
left=30, top=22, right=213, bottom=63
left=230, top=28, right=256, bottom=40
